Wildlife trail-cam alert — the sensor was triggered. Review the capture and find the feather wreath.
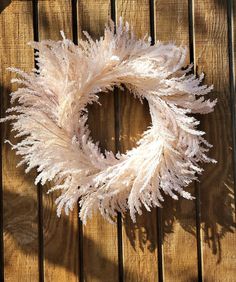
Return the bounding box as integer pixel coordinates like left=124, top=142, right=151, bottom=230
left=2, top=18, right=216, bottom=224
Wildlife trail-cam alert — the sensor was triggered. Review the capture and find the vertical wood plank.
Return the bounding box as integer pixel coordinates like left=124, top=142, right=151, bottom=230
left=155, top=1, right=199, bottom=281
left=194, top=0, right=236, bottom=280
left=78, top=1, right=119, bottom=281
left=116, top=1, right=159, bottom=281
left=0, top=1, right=39, bottom=281
left=38, top=1, right=79, bottom=281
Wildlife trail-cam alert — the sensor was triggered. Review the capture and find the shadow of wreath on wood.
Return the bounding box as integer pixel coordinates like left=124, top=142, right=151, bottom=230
left=2, top=189, right=137, bottom=281
left=123, top=182, right=235, bottom=265
left=2, top=178, right=235, bottom=279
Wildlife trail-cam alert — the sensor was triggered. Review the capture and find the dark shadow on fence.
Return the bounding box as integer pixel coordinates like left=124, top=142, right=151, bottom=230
left=0, top=1, right=11, bottom=14
left=123, top=181, right=235, bottom=264
left=2, top=189, right=140, bottom=281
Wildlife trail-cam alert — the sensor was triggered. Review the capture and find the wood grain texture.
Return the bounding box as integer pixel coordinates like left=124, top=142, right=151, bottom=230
left=78, top=1, right=119, bottom=281
left=116, top=1, right=159, bottom=281
left=38, top=1, right=79, bottom=281
left=155, top=1, right=199, bottom=281
left=194, top=0, right=236, bottom=280
left=0, top=1, right=39, bottom=281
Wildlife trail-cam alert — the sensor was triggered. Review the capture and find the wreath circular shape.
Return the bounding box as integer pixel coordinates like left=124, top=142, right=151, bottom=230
left=3, top=19, right=216, bottom=224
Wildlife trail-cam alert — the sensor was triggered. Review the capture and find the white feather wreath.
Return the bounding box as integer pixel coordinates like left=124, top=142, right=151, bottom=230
left=2, top=18, right=216, bottom=223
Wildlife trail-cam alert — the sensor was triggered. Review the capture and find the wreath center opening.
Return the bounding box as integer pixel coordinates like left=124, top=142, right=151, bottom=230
left=86, top=89, right=151, bottom=155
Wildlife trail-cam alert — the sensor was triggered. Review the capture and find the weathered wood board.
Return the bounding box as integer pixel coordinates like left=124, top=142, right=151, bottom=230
left=38, top=1, right=79, bottom=281
left=0, top=1, right=39, bottom=281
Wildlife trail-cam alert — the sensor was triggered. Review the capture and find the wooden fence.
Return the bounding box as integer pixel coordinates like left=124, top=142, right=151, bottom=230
left=0, top=0, right=235, bottom=281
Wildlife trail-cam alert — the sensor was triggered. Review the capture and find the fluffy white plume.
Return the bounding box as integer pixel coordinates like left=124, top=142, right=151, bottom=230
left=2, top=18, right=216, bottom=223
